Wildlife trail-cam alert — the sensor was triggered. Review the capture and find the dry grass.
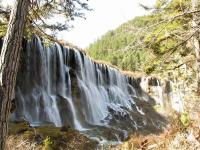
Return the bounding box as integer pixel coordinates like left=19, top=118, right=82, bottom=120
left=6, top=122, right=98, bottom=150
left=110, top=98, right=200, bottom=150
left=6, top=135, right=42, bottom=150
left=111, top=124, right=200, bottom=150
left=93, top=59, right=119, bottom=69
left=121, top=70, right=147, bottom=78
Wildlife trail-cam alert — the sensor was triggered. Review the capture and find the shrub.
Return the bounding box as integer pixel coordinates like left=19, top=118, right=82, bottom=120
left=43, top=136, right=53, bottom=150
left=180, top=112, right=190, bottom=127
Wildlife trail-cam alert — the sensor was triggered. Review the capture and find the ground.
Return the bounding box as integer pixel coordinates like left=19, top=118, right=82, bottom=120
left=6, top=122, right=98, bottom=150
left=108, top=94, right=200, bottom=150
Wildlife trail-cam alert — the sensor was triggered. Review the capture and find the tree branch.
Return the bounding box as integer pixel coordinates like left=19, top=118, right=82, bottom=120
left=146, top=9, right=200, bottom=29
left=166, top=59, right=196, bottom=70
left=166, top=29, right=199, bottom=56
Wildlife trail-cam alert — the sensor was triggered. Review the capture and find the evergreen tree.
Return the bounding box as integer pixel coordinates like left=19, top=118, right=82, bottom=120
left=0, top=0, right=90, bottom=39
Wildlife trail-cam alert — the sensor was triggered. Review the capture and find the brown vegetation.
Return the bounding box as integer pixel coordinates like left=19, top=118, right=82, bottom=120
left=109, top=94, right=200, bottom=150
left=6, top=122, right=98, bottom=150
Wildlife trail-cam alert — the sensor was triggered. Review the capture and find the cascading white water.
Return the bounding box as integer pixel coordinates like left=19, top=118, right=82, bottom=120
left=139, top=77, right=184, bottom=112
left=168, top=81, right=184, bottom=112
left=140, top=77, right=150, bottom=102
left=65, top=66, right=83, bottom=130
left=12, top=37, right=184, bottom=140
left=55, top=44, right=83, bottom=129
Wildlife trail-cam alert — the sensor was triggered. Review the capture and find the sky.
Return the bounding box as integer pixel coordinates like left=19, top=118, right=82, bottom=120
left=1, top=0, right=156, bottom=48
left=58, top=0, right=156, bottom=48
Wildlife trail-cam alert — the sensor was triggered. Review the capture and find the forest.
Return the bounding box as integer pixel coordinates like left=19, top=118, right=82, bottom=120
left=88, top=0, right=193, bottom=74
left=0, top=0, right=200, bottom=150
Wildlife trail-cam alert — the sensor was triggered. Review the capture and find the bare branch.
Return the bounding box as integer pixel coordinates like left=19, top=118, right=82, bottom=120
left=166, top=29, right=198, bottom=56
left=166, top=59, right=196, bottom=71
left=146, top=9, right=200, bottom=29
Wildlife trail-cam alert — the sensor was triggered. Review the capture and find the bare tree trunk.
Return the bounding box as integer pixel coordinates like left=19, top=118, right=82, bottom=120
left=192, top=0, right=200, bottom=94
left=0, top=0, right=29, bottom=149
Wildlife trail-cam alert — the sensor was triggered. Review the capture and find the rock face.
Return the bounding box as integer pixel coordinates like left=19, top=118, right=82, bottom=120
left=8, top=37, right=184, bottom=141
left=138, top=76, right=184, bottom=112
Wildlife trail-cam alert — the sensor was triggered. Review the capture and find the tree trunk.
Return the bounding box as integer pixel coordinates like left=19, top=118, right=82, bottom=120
left=0, top=0, right=29, bottom=149
left=192, top=0, right=200, bottom=94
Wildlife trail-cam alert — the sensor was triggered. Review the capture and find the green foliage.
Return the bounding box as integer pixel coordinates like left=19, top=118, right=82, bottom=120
left=180, top=112, right=190, bottom=127
left=87, top=0, right=192, bottom=74
left=145, top=65, right=156, bottom=75
left=165, top=0, right=191, bottom=12
left=0, top=23, right=7, bottom=36
left=43, top=136, right=53, bottom=150
left=153, top=104, right=162, bottom=111
left=0, top=0, right=90, bottom=38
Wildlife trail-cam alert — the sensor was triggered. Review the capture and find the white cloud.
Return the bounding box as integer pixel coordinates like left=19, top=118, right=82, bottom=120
left=59, top=0, right=156, bottom=48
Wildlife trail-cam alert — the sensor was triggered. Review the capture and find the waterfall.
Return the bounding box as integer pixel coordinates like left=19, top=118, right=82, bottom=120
left=12, top=37, right=184, bottom=140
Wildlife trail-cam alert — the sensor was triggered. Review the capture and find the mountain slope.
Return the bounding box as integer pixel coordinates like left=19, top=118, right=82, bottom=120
left=87, top=0, right=192, bottom=74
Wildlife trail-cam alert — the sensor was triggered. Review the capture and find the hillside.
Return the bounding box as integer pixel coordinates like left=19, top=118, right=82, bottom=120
left=87, top=0, right=193, bottom=74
